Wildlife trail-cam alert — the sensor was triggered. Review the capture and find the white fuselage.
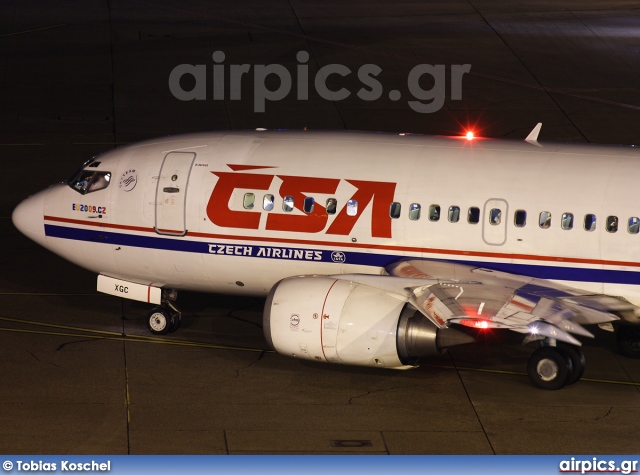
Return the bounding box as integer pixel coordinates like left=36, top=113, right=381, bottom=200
left=13, top=131, right=640, bottom=305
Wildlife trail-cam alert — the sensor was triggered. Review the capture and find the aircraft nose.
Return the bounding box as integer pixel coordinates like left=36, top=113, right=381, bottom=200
left=12, top=189, right=49, bottom=247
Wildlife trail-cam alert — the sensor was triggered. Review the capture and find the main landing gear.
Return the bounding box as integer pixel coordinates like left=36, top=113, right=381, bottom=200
left=527, top=341, right=585, bottom=390
left=147, top=289, right=182, bottom=335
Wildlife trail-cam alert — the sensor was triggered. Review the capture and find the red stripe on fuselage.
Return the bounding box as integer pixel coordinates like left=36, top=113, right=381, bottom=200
left=43, top=215, right=640, bottom=269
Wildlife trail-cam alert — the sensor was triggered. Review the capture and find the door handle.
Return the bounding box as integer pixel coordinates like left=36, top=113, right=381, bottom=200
left=163, top=187, right=179, bottom=193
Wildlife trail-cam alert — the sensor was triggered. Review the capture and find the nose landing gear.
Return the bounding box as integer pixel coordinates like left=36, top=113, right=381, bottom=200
left=147, top=290, right=181, bottom=335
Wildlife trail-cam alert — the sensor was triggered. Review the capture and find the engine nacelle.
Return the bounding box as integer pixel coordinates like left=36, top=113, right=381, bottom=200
left=263, top=276, right=473, bottom=369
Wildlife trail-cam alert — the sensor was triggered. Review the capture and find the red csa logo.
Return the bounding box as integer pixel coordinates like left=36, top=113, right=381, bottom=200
left=206, top=165, right=397, bottom=238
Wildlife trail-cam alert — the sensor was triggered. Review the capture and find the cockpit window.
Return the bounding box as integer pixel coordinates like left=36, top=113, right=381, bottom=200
left=69, top=170, right=111, bottom=195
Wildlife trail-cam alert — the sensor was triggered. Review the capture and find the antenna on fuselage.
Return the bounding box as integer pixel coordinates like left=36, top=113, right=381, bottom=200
left=525, top=122, right=542, bottom=145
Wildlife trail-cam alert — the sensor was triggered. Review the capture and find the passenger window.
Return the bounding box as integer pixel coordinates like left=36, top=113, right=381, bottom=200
left=326, top=198, right=337, bottom=215
left=263, top=194, right=274, bottom=211
left=448, top=206, right=460, bottom=223
left=429, top=205, right=440, bottom=222
left=283, top=196, right=294, bottom=212
left=489, top=208, right=502, bottom=226
left=606, top=216, right=618, bottom=233
left=539, top=211, right=551, bottom=229
left=409, top=203, right=421, bottom=220
left=390, top=202, right=401, bottom=219
left=629, top=217, right=640, bottom=235
left=303, top=197, right=315, bottom=213
left=561, top=213, right=574, bottom=230
left=347, top=200, right=358, bottom=216
left=468, top=207, right=480, bottom=224
left=69, top=171, right=111, bottom=195
left=584, top=214, right=596, bottom=232
left=243, top=193, right=255, bottom=209
left=514, top=210, right=527, bottom=227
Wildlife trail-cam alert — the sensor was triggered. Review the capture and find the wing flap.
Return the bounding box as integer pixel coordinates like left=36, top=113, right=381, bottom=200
left=410, top=284, right=467, bottom=327
left=384, top=259, right=626, bottom=345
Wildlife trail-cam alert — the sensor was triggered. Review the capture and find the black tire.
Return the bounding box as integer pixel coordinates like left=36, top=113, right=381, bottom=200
left=617, top=325, right=640, bottom=358
left=147, top=307, right=173, bottom=335
left=527, top=347, right=572, bottom=390
left=169, top=312, right=182, bottom=333
left=556, top=343, right=585, bottom=385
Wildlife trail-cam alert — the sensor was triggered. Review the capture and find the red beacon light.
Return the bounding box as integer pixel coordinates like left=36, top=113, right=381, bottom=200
left=447, top=130, right=480, bottom=141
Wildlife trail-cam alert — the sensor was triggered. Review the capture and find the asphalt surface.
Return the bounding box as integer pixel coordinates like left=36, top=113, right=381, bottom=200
left=1, top=0, right=640, bottom=454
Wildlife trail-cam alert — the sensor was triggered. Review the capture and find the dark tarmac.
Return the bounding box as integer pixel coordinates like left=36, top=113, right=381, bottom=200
left=1, top=0, right=640, bottom=454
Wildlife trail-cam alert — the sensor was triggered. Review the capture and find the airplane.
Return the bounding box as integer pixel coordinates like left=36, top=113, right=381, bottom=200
left=11, top=125, right=640, bottom=390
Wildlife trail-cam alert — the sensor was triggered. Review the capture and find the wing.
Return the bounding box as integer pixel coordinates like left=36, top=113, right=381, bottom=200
left=334, top=259, right=632, bottom=346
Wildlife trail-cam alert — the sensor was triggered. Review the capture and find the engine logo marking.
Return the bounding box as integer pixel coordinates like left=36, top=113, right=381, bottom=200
left=290, top=314, right=300, bottom=330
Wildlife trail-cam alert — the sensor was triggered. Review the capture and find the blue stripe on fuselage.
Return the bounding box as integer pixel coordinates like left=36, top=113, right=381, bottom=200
left=44, top=224, right=640, bottom=285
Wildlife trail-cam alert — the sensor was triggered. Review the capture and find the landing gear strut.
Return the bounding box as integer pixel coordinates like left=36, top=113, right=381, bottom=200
left=527, top=341, right=585, bottom=390
left=147, top=290, right=182, bottom=335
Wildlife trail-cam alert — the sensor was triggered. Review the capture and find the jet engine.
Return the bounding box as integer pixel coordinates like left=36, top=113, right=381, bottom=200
left=263, top=276, right=474, bottom=369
